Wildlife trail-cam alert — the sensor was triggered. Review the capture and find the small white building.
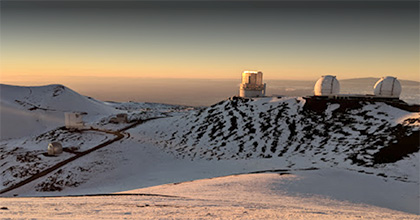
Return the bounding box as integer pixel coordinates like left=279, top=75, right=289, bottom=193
left=314, top=75, right=340, bottom=96
left=239, top=71, right=266, bottom=98
left=109, top=113, right=128, bottom=124
left=47, top=142, right=63, bottom=156
left=64, top=112, right=84, bottom=129
left=374, top=76, right=402, bottom=98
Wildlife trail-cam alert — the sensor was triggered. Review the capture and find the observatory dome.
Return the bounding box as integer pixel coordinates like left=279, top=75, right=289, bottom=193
left=373, top=76, right=401, bottom=98
left=47, top=142, right=63, bottom=156
left=314, top=75, right=340, bottom=96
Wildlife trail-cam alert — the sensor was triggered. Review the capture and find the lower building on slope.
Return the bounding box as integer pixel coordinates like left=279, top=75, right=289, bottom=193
left=64, top=112, right=85, bottom=130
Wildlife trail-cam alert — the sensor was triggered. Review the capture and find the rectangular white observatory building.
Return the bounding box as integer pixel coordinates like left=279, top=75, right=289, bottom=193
left=239, top=71, right=266, bottom=98
left=64, top=112, right=85, bottom=130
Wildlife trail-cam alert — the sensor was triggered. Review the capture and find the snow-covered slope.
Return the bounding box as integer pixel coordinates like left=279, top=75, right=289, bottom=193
left=0, top=84, right=191, bottom=140
left=0, top=84, right=118, bottom=139
left=1, top=86, right=419, bottom=215
left=0, top=83, right=197, bottom=195
left=1, top=172, right=418, bottom=219
left=136, top=97, right=420, bottom=182
left=139, top=98, right=419, bottom=160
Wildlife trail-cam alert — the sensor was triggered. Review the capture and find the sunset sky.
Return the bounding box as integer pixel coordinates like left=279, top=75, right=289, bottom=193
left=1, top=0, right=419, bottom=85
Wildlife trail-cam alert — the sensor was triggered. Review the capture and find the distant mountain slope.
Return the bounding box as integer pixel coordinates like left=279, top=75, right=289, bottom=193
left=137, top=97, right=420, bottom=178
left=0, top=84, right=116, bottom=114
left=0, top=84, right=118, bottom=139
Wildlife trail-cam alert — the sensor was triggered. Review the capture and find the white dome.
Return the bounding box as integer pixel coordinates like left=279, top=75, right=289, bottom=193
left=48, top=142, right=63, bottom=155
left=373, top=76, right=401, bottom=98
left=314, top=75, right=340, bottom=96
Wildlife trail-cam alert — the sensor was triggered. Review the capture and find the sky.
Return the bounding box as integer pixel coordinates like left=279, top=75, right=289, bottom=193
left=0, top=0, right=419, bottom=85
